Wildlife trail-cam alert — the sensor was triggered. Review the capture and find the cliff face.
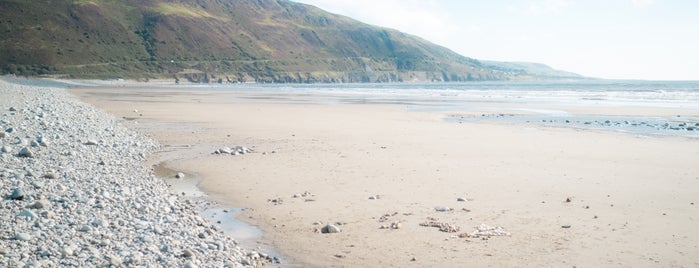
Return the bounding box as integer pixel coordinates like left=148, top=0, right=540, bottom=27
left=0, top=0, right=580, bottom=82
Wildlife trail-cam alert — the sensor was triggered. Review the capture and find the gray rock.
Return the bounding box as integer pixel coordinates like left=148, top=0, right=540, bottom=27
left=43, top=171, right=58, bottom=179
left=17, top=147, right=33, bottom=157
left=79, top=225, right=92, bottom=232
left=321, top=224, right=341, bottom=234
left=1, top=145, right=10, bottom=153
left=60, top=247, right=74, bottom=257
left=182, top=249, right=195, bottom=259
left=84, top=140, right=98, bottom=145
left=457, top=197, right=466, bottom=202
left=219, top=146, right=232, bottom=154
left=17, top=210, right=37, bottom=219
left=0, top=132, right=5, bottom=138
left=5, top=127, right=14, bottom=133
left=15, top=233, right=32, bottom=241
left=108, top=255, right=123, bottom=266
left=10, top=188, right=25, bottom=200
left=40, top=211, right=55, bottom=219
left=30, top=200, right=50, bottom=209
left=9, top=107, right=17, bottom=112
left=175, top=172, right=185, bottom=179
left=183, top=262, right=198, bottom=268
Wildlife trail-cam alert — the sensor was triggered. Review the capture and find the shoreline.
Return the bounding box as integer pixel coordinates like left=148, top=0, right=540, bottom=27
left=150, top=157, right=286, bottom=263
left=69, top=82, right=699, bottom=267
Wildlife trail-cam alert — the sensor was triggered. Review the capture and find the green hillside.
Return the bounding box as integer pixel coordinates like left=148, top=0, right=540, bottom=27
left=0, top=0, right=581, bottom=82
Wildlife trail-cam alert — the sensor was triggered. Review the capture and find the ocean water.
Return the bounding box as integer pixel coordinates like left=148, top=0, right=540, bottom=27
left=201, top=79, right=699, bottom=108
left=207, top=80, right=699, bottom=138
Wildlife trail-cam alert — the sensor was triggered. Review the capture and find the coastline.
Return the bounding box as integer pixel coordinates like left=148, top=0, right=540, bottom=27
left=69, top=81, right=699, bottom=267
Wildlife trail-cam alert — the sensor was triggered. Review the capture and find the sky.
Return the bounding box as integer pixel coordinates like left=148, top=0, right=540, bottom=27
left=291, top=0, right=699, bottom=80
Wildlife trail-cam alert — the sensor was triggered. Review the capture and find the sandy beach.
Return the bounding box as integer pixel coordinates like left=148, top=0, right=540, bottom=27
left=72, top=84, right=699, bottom=267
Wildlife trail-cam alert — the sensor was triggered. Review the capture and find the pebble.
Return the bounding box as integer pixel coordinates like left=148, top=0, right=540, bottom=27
left=15, top=233, right=32, bottom=241
left=0, top=145, right=10, bottom=153
left=43, top=171, right=58, bottom=179
left=17, top=210, right=38, bottom=219
left=457, top=197, right=466, bottom=202
left=218, top=146, right=232, bottom=154
left=17, top=147, right=33, bottom=157
left=175, top=172, right=185, bottom=179
left=108, top=255, right=123, bottom=266
left=321, top=224, right=342, bottom=234
left=9, top=188, right=25, bottom=200
left=182, top=249, right=195, bottom=259
left=30, top=199, right=49, bottom=209
left=183, top=262, right=198, bottom=268
left=84, top=139, right=99, bottom=145
left=60, top=247, right=74, bottom=257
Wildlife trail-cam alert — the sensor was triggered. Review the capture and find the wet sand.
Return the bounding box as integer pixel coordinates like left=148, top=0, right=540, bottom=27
left=72, top=85, right=699, bottom=267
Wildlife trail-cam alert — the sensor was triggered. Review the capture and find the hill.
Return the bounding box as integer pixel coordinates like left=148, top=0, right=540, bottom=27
left=0, top=0, right=581, bottom=82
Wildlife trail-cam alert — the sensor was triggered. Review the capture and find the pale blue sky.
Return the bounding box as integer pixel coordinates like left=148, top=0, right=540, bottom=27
left=292, top=0, right=699, bottom=80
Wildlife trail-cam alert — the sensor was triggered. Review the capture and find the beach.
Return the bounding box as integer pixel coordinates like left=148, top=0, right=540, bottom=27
left=71, top=82, right=699, bottom=267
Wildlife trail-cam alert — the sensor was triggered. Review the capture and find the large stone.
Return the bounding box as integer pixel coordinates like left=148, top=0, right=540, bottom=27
left=17, top=147, right=33, bottom=157
left=321, top=224, right=341, bottom=234
left=60, top=247, right=74, bottom=257
left=31, top=199, right=50, bottom=209
left=84, top=140, right=99, bottom=145
left=15, top=233, right=32, bottom=241
left=182, top=249, right=195, bottom=259
left=108, top=255, right=123, bottom=266
left=17, top=209, right=38, bottom=219
left=43, top=171, right=58, bottom=179
left=9, top=188, right=25, bottom=200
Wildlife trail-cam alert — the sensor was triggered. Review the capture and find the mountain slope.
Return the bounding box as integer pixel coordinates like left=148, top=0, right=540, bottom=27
left=0, top=0, right=580, bottom=82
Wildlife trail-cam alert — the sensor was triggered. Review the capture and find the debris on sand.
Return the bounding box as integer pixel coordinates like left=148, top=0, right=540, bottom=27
left=419, top=219, right=460, bottom=233
left=458, top=223, right=510, bottom=238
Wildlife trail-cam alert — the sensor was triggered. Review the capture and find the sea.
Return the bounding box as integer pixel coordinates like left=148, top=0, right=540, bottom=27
left=206, top=79, right=699, bottom=138
left=6, top=76, right=699, bottom=138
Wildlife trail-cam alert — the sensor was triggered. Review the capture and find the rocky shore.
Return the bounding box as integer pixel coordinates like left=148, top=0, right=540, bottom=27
left=0, top=78, right=269, bottom=267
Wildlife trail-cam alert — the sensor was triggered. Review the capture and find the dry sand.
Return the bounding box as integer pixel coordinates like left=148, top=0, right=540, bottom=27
left=72, top=85, right=699, bottom=267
